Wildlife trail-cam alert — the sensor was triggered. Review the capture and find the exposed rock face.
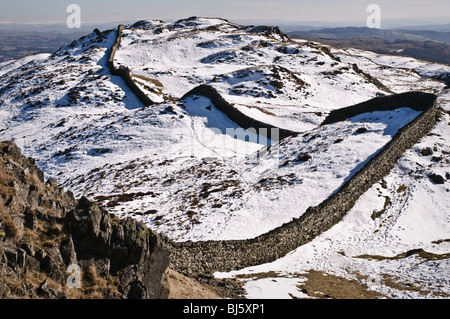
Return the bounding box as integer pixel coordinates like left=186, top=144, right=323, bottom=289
left=428, top=173, right=445, bottom=184
left=0, top=141, right=169, bottom=299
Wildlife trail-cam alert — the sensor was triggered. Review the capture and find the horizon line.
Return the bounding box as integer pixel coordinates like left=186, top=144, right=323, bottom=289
left=0, top=15, right=449, bottom=26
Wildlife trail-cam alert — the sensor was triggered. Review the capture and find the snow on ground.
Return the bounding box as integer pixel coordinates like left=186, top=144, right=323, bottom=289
left=0, top=53, right=51, bottom=77
left=216, top=95, right=450, bottom=299
left=0, top=28, right=426, bottom=242
left=1, top=17, right=449, bottom=298
left=115, top=18, right=446, bottom=132
left=179, top=106, right=421, bottom=241
left=339, top=47, right=449, bottom=94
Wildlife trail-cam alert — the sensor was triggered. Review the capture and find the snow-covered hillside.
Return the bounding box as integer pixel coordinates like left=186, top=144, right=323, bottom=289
left=217, top=99, right=450, bottom=299
left=0, top=17, right=449, bottom=299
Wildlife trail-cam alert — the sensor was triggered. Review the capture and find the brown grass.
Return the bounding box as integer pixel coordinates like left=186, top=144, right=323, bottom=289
left=356, top=249, right=450, bottom=262
left=60, top=265, right=121, bottom=299
left=2, top=272, right=27, bottom=298
left=167, top=268, right=222, bottom=299
left=25, top=271, right=59, bottom=290
left=233, top=268, right=449, bottom=299
left=132, top=74, right=163, bottom=87
left=20, top=224, right=38, bottom=242
left=25, top=172, right=44, bottom=193
left=235, top=271, right=282, bottom=280
left=295, top=270, right=386, bottom=299
left=354, top=272, right=450, bottom=298
left=397, top=184, right=407, bottom=195
left=234, top=269, right=387, bottom=299
left=78, top=265, right=120, bottom=299
left=0, top=160, right=16, bottom=202
left=1, top=270, right=63, bottom=299
left=371, top=195, right=392, bottom=220
left=0, top=209, right=20, bottom=240
left=432, top=238, right=450, bottom=245
left=38, top=220, right=66, bottom=248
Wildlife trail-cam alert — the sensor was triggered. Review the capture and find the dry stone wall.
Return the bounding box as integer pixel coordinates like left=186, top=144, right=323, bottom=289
left=108, top=25, right=298, bottom=139
left=106, top=25, right=438, bottom=279
left=108, top=25, right=154, bottom=107
left=182, top=85, right=298, bottom=139
left=165, top=92, right=438, bottom=277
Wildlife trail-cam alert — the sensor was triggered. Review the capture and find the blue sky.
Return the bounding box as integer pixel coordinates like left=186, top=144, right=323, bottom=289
left=0, top=0, right=449, bottom=25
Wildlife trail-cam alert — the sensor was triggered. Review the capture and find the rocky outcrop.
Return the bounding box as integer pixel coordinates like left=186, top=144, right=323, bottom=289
left=65, top=197, right=169, bottom=299
left=0, top=141, right=169, bottom=299
left=242, top=25, right=290, bottom=41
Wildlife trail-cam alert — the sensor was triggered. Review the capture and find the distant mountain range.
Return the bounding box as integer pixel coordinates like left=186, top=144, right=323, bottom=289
left=0, top=30, right=88, bottom=63
left=288, top=27, right=450, bottom=66
left=287, top=27, right=450, bottom=43
left=2, top=22, right=450, bottom=64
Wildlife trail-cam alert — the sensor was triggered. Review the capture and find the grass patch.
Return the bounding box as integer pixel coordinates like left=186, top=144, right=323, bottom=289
left=358, top=272, right=450, bottom=298
left=355, top=248, right=450, bottom=262
left=296, top=270, right=386, bottom=299
left=236, top=103, right=277, bottom=116
left=76, top=265, right=121, bottom=299
left=233, top=266, right=450, bottom=299
left=432, top=238, right=450, bottom=245
left=397, top=184, right=407, bottom=195
left=0, top=177, right=15, bottom=203
left=234, top=271, right=282, bottom=280
left=371, top=195, right=391, bottom=220
left=234, top=270, right=387, bottom=299
left=95, top=190, right=158, bottom=208
left=0, top=209, right=20, bottom=240
left=38, top=220, right=66, bottom=248
left=132, top=74, right=163, bottom=87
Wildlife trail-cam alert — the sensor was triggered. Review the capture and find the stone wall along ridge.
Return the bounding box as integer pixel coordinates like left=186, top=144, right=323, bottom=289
left=106, top=25, right=438, bottom=279
left=166, top=92, right=438, bottom=277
